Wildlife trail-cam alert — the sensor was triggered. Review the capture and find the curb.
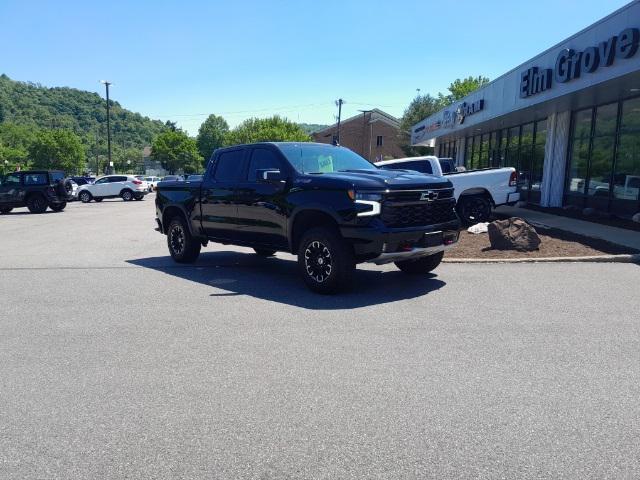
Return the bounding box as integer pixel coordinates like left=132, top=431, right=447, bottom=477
left=443, top=254, right=640, bottom=264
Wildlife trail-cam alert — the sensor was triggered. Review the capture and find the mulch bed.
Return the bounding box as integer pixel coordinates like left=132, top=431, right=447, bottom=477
left=445, top=227, right=638, bottom=259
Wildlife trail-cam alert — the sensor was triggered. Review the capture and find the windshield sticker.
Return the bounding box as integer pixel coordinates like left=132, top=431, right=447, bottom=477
left=318, top=155, right=334, bottom=173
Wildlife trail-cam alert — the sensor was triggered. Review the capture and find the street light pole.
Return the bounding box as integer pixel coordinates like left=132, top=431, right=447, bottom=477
left=100, top=80, right=113, bottom=174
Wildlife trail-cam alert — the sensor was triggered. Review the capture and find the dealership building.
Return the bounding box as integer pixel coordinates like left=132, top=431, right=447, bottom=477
left=412, top=1, right=640, bottom=218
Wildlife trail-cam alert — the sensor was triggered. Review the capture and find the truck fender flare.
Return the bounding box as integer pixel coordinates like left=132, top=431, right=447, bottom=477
left=161, top=205, right=197, bottom=236
left=457, top=188, right=495, bottom=205
left=287, top=205, right=343, bottom=251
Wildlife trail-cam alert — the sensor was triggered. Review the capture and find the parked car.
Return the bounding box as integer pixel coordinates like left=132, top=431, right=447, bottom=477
left=376, top=156, right=519, bottom=224
left=0, top=170, right=69, bottom=214
left=185, top=174, right=203, bottom=182
left=155, top=142, right=460, bottom=293
left=161, top=175, right=183, bottom=182
left=77, top=175, right=149, bottom=203
left=144, top=176, right=162, bottom=191
left=70, top=176, right=95, bottom=186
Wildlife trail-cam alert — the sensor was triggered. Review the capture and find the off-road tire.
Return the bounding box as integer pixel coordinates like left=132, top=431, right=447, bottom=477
left=167, top=216, right=201, bottom=263
left=50, top=202, right=66, bottom=212
left=26, top=194, right=48, bottom=214
left=395, top=251, right=444, bottom=274
left=297, top=227, right=355, bottom=294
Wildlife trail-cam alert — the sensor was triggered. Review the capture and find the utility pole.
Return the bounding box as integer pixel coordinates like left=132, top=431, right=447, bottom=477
left=95, top=127, right=100, bottom=176
left=358, top=110, right=372, bottom=160
left=100, top=80, right=113, bottom=174
left=335, top=98, right=344, bottom=145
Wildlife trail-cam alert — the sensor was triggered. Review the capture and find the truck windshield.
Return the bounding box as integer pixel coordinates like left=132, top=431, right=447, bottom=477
left=278, top=144, right=377, bottom=174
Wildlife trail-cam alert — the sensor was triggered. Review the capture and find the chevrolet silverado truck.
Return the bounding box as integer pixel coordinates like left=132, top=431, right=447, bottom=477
left=376, top=156, right=519, bottom=224
left=155, top=143, right=460, bottom=293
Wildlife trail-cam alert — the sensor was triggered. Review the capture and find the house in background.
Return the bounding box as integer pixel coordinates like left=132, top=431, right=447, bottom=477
left=142, top=146, right=168, bottom=176
left=311, top=109, right=404, bottom=162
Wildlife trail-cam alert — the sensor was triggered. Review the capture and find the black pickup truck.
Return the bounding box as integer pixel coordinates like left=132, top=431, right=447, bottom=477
left=0, top=170, right=69, bottom=214
left=155, top=142, right=460, bottom=293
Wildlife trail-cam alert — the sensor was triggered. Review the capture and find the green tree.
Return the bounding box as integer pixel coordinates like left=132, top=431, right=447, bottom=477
left=114, top=146, right=144, bottom=173
left=438, top=75, right=490, bottom=106
left=224, top=116, right=310, bottom=146
left=151, top=130, right=202, bottom=174
left=196, top=114, right=229, bottom=159
left=29, top=129, right=85, bottom=173
left=398, top=94, right=444, bottom=156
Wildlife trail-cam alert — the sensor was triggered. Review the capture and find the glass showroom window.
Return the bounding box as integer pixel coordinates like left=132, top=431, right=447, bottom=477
left=612, top=97, right=640, bottom=215
left=529, top=119, right=547, bottom=204
left=565, top=108, right=593, bottom=207
left=587, top=102, right=618, bottom=211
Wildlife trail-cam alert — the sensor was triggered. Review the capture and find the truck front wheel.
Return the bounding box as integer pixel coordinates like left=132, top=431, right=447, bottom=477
left=167, top=216, right=201, bottom=263
left=395, top=251, right=444, bottom=274
left=297, top=227, right=355, bottom=294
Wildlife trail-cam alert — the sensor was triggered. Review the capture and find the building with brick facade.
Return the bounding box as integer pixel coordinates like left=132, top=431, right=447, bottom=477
left=311, top=109, right=404, bottom=162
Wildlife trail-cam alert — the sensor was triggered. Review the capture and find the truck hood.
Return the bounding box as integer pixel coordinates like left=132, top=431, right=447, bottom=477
left=307, top=169, right=452, bottom=190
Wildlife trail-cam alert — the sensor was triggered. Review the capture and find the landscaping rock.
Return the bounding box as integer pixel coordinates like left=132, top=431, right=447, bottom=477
left=487, top=217, right=541, bottom=251
left=632, top=213, right=640, bottom=223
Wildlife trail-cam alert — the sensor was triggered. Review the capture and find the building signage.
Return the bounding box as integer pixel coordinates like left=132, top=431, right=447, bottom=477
left=520, top=26, right=639, bottom=98
left=441, top=99, right=485, bottom=129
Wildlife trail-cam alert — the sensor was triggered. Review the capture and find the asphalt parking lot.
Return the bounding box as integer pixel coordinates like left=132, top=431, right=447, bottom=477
left=1, top=196, right=639, bottom=479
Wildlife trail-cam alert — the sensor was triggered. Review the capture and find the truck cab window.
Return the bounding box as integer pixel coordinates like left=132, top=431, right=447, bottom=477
left=248, top=149, right=282, bottom=181
left=214, top=150, right=245, bottom=181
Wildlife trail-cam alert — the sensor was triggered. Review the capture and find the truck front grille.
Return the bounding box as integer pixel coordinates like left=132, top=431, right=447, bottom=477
left=381, top=197, right=457, bottom=228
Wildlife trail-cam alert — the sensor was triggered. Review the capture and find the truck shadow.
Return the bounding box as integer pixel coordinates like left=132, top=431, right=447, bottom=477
left=127, top=251, right=446, bottom=310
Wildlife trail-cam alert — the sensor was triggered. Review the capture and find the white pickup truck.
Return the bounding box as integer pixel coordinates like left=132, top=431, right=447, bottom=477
left=376, top=156, right=520, bottom=224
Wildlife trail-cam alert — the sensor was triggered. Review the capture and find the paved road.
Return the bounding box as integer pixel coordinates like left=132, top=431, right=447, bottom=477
left=1, top=198, right=639, bottom=479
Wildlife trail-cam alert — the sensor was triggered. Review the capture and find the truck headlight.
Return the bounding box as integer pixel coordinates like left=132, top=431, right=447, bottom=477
left=354, top=192, right=382, bottom=216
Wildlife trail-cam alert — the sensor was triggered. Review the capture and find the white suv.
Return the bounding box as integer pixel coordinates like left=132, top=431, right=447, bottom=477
left=77, top=175, right=149, bottom=203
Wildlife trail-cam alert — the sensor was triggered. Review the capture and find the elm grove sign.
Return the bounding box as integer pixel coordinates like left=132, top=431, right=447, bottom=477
left=520, top=26, right=639, bottom=98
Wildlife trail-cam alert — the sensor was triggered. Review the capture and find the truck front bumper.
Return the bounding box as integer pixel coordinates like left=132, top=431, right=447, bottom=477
left=340, top=218, right=460, bottom=264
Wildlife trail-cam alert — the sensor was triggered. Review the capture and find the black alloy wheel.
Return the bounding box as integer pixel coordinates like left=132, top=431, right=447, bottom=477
left=457, top=196, right=492, bottom=225
left=297, top=227, right=355, bottom=294
left=167, top=217, right=201, bottom=263
left=26, top=195, right=48, bottom=214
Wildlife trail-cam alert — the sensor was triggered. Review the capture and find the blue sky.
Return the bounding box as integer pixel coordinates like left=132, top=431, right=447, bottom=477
left=0, top=0, right=632, bottom=134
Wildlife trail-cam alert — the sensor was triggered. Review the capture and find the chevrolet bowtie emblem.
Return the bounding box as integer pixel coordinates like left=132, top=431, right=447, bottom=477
left=420, top=191, right=438, bottom=201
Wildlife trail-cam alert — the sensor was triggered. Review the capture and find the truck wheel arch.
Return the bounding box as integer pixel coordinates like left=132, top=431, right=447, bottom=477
left=457, top=188, right=495, bottom=205
left=289, top=208, right=341, bottom=253
left=162, top=206, right=193, bottom=235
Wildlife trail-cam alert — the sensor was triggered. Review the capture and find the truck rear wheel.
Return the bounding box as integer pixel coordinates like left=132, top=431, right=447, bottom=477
left=27, top=194, right=48, bottom=214
left=395, top=252, right=444, bottom=274
left=457, top=195, right=492, bottom=225
left=297, top=227, right=355, bottom=294
left=167, top=216, right=201, bottom=263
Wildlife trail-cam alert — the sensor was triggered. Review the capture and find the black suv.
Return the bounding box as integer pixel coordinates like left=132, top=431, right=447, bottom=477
left=0, top=170, right=69, bottom=214
left=155, top=143, right=460, bottom=293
